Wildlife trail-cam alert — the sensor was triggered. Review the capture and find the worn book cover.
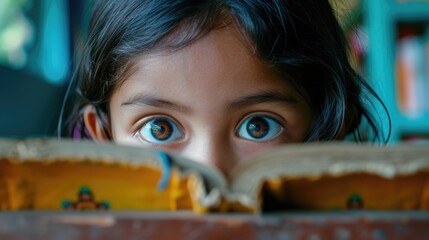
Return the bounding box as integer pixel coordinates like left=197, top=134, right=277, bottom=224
left=1, top=138, right=428, bottom=213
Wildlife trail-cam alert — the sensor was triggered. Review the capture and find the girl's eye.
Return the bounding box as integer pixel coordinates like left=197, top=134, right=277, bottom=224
left=135, top=117, right=184, bottom=144
left=236, top=115, right=284, bottom=142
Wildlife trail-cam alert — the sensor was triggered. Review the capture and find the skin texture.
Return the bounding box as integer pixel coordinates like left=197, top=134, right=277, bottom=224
left=108, top=27, right=313, bottom=177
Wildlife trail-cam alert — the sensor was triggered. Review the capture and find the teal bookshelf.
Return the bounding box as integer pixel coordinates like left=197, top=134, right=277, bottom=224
left=363, top=0, right=429, bottom=143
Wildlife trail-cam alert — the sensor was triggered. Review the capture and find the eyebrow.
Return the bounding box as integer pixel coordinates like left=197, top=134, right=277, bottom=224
left=121, top=95, right=189, bottom=112
left=228, top=91, right=300, bottom=110
left=121, top=91, right=299, bottom=112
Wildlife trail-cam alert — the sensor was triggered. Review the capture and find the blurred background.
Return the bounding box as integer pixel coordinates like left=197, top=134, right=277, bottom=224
left=0, top=0, right=428, bottom=143
left=0, top=0, right=90, bottom=138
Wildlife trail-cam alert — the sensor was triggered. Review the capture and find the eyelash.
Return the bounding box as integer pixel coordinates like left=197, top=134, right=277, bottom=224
left=133, top=115, right=185, bottom=144
left=132, top=112, right=286, bottom=144
left=235, top=113, right=286, bottom=142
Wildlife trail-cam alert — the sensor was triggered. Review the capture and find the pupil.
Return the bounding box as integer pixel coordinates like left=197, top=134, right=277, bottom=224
left=247, top=117, right=269, bottom=139
left=151, top=119, right=172, bottom=140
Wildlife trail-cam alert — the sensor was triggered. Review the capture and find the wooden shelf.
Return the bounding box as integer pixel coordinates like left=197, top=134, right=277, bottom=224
left=391, top=2, right=429, bottom=21
left=1, top=211, right=429, bottom=239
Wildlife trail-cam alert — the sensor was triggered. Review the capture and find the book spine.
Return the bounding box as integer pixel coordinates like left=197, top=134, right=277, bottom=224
left=395, top=30, right=427, bottom=117
left=424, top=26, right=429, bottom=113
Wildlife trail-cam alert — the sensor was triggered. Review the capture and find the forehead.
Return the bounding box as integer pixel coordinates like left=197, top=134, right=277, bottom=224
left=109, top=27, right=297, bottom=112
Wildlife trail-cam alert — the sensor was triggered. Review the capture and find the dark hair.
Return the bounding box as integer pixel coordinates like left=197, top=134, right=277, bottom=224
left=60, top=0, right=390, bottom=143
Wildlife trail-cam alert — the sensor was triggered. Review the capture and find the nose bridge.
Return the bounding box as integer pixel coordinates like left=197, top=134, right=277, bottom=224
left=184, top=130, right=236, bottom=177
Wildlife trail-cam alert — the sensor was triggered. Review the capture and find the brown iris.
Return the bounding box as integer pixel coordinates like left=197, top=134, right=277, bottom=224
left=150, top=119, right=172, bottom=141
left=247, top=116, right=269, bottom=139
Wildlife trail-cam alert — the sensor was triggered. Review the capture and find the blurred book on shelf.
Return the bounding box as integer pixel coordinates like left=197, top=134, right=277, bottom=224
left=348, top=25, right=368, bottom=73
left=332, top=0, right=368, bottom=74
left=395, top=24, right=429, bottom=117
left=402, top=133, right=429, bottom=143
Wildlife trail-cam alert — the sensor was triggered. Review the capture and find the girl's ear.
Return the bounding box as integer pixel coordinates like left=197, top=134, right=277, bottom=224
left=82, top=105, right=111, bottom=142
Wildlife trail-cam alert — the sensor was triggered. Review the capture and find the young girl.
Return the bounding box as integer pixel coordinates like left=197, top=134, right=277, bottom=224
left=61, top=0, right=389, bottom=176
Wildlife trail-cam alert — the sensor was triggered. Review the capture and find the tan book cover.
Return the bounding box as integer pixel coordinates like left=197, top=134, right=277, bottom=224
left=1, top=138, right=429, bottom=213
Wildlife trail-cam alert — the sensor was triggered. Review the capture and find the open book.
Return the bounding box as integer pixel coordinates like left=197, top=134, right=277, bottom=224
left=1, top=138, right=429, bottom=212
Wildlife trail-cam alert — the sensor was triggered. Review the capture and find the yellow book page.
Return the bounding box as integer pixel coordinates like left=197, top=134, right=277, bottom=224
left=260, top=172, right=429, bottom=211
left=0, top=159, right=193, bottom=211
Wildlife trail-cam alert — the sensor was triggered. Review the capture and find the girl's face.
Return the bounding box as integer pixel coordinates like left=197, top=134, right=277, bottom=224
left=109, top=27, right=313, bottom=176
